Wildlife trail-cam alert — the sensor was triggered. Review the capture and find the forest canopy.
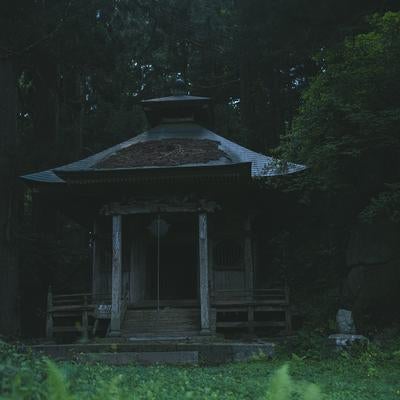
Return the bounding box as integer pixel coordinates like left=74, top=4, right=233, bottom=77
left=280, top=12, right=400, bottom=221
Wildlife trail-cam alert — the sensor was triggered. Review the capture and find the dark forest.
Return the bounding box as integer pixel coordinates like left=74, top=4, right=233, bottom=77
left=2, top=1, right=400, bottom=397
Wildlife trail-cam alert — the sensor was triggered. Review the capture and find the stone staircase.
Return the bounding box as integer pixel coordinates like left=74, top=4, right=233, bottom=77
left=121, top=307, right=206, bottom=338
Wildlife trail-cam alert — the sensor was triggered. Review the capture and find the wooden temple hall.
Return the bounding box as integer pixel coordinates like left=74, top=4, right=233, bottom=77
left=22, top=86, right=305, bottom=340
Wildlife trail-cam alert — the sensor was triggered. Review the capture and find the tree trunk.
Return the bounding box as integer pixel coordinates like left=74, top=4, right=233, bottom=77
left=238, top=0, right=256, bottom=147
left=32, top=56, right=59, bottom=168
left=238, top=0, right=268, bottom=152
left=0, top=57, right=20, bottom=336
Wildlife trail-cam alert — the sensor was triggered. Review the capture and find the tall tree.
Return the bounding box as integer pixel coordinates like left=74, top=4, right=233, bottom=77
left=237, top=0, right=400, bottom=152
left=0, top=56, right=20, bottom=336
left=281, top=12, right=400, bottom=218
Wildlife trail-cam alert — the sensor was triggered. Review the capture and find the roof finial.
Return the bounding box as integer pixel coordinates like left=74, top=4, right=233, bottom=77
left=171, top=73, right=188, bottom=96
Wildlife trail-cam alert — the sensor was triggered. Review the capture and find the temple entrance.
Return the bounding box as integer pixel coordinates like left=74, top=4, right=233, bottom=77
left=145, top=214, right=198, bottom=303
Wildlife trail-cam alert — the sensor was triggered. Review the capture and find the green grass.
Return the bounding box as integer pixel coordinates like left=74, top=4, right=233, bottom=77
left=1, top=339, right=400, bottom=399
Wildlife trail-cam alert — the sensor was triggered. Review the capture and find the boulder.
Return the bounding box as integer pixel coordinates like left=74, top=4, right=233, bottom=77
left=343, top=220, right=400, bottom=326
left=346, top=221, right=400, bottom=267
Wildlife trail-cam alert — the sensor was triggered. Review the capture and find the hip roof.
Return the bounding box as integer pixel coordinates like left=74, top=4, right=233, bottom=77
left=21, top=122, right=306, bottom=184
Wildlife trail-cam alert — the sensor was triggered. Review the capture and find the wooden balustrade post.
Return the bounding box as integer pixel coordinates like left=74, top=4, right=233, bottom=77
left=81, top=295, right=89, bottom=342
left=248, top=305, right=255, bottom=334
left=284, top=282, right=292, bottom=334
left=92, top=219, right=101, bottom=299
left=244, top=216, right=254, bottom=299
left=244, top=216, right=255, bottom=333
left=46, top=285, right=54, bottom=340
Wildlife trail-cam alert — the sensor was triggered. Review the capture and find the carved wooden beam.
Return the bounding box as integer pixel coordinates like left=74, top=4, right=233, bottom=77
left=101, top=197, right=219, bottom=215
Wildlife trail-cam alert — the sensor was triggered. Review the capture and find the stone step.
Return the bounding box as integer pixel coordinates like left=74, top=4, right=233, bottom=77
left=121, top=332, right=201, bottom=338
left=122, top=323, right=200, bottom=330
left=122, top=308, right=203, bottom=337
left=123, top=318, right=200, bottom=324
left=30, top=342, right=276, bottom=365
left=81, top=351, right=199, bottom=365
left=122, top=329, right=199, bottom=334
left=124, top=324, right=199, bottom=328
left=125, top=310, right=199, bottom=317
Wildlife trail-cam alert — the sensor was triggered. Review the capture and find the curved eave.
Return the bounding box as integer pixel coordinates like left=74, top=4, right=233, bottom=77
left=20, top=170, right=66, bottom=185
left=54, top=162, right=252, bottom=185
left=20, top=122, right=308, bottom=186
left=254, top=162, right=307, bottom=178
left=20, top=161, right=307, bottom=188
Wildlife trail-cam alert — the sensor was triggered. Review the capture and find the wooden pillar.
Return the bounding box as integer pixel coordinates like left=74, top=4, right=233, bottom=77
left=199, top=212, right=211, bottom=334
left=110, top=215, right=122, bottom=336
left=92, top=219, right=101, bottom=299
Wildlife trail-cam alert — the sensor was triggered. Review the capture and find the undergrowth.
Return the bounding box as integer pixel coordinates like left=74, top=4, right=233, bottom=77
left=1, top=337, right=400, bottom=399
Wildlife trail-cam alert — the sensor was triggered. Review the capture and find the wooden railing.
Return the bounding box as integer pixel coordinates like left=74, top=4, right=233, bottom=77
left=211, top=285, right=291, bottom=334
left=46, top=285, right=291, bottom=338
left=46, top=288, right=93, bottom=340
left=46, top=287, right=129, bottom=339
left=92, top=289, right=129, bottom=336
left=212, top=287, right=289, bottom=305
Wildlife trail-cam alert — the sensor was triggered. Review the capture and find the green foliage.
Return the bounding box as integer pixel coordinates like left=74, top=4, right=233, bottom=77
left=46, top=361, right=74, bottom=400
left=0, top=341, right=47, bottom=399
left=270, top=12, right=400, bottom=323
left=360, top=183, right=400, bottom=223
left=3, top=340, right=400, bottom=399
left=266, top=364, right=322, bottom=400
left=284, top=330, right=330, bottom=361
left=280, top=12, right=400, bottom=222
left=267, top=365, right=292, bottom=400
